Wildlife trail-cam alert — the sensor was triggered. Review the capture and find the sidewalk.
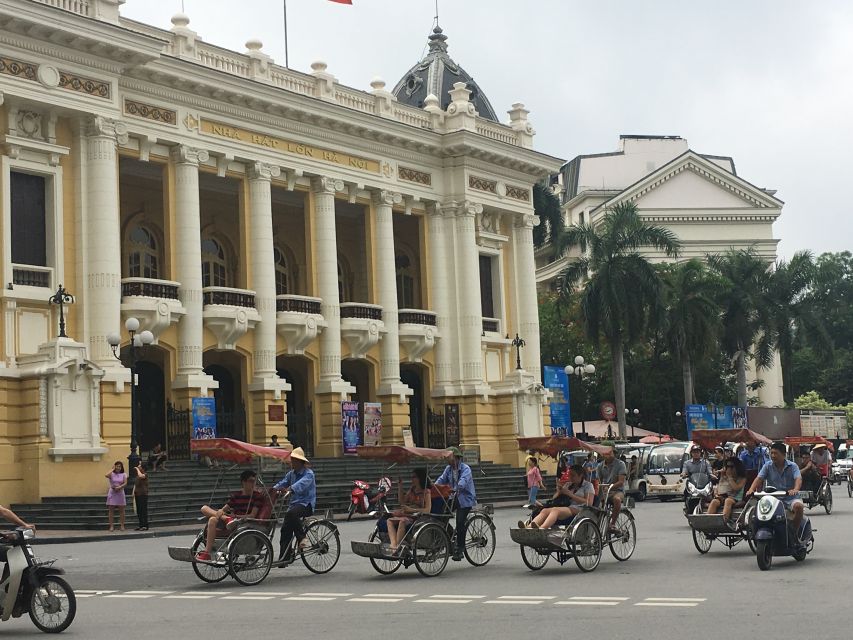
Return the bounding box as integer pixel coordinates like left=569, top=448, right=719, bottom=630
left=31, top=500, right=526, bottom=545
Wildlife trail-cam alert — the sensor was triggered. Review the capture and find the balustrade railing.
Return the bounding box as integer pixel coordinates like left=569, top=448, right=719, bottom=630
left=12, top=264, right=52, bottom=288
left=276, top=295, right=322, bottom=315
left=202, top=287, right=256, bottom=308
left=398, top=309, right=437, bottom=326
left=340, top=303, right=383, bottom=321
left=121, top=277, right=180, bottom=300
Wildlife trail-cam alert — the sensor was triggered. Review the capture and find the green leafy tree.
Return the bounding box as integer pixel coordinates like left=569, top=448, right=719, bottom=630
left=532, top=182, right=563, bottom=257
left=555, top=201, right=680, bottom=437
left=707, top=248, right=775, bottom=407
left=660, top=260, right=722, bottom=407
left=767, top=251, right=832, bottom=405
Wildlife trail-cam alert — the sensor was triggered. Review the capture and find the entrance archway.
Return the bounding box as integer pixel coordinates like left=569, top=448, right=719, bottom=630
left=341, top=359, right=373, bottom=404
left=277, top=355, right=314, bottom=455
left=203, top=351, right=246, bottom=440
left=136, top=360, right=166, bottom=452
left=400, top=364, right=425, bottom=447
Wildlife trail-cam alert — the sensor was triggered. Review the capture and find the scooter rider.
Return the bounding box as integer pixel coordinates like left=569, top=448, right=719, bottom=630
left=747, top=441, right=805, bottom=535
left=682, top=445, right=712, bottom=488
left=0, top=505, right=34, bottom=568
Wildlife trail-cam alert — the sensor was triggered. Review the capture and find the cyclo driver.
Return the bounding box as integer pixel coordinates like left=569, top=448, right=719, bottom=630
left=747, top=441, right=805, bottom=535
left=273, top=447, right=316, bottom=563
left=435, top=447, right=476, bottom=562
left=597, top=447, right=627, bottom=534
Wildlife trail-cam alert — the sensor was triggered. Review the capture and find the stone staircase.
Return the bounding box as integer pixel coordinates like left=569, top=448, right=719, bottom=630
left=12, top=457, right=530, bottom=530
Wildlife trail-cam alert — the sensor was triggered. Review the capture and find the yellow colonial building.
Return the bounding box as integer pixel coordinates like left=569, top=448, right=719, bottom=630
left=0, top=0, right=560, bottom=503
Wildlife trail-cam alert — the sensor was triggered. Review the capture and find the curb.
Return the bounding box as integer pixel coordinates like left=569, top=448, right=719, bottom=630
left=31, top=500, right=527, bottom=545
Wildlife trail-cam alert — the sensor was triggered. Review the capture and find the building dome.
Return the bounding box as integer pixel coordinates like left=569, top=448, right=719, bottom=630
left=392, top=26, right=498, bottom=122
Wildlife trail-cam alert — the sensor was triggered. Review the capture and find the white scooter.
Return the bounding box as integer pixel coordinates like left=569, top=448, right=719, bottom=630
left=0, top=527, right=76, bottom=633
left=751, top=487, right=813, bottom=571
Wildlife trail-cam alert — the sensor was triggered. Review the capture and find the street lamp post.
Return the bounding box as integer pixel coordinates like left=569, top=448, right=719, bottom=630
left=675, top=411, right=686, bottom=440
left=565, top=355, right=595, bottom=436
left=107, top=318, right=154, bottom=477
left=625, top=407, right=640, bottom=438
left=511, top=333, right=526, bottom=370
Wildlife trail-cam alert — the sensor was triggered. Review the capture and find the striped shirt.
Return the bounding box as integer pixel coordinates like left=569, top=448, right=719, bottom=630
left=227, top=490, right=263, bottom=516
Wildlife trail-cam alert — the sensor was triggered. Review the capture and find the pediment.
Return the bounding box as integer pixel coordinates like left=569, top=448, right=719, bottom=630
left=599, top=151, right=783, bottom=212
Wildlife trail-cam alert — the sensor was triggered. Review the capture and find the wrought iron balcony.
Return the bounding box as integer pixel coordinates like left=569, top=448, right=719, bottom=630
left=399, top=309, right=437, bottom=327
left=11, top=264, right=52, bottom=288
left=398, top=308, right=438, bottom=363
left=340, top=303, right=383, bottom=321
left=203, top=287, right=256, bottom=308
left=120, top=278, right=185, bottom=343
left=482, top=317, right=501, bottom=334
left=276, top=295, right=326, bottom=355
left=277, top=295, right=322, bottom=315
left=121, top=277, right=179, bottom=300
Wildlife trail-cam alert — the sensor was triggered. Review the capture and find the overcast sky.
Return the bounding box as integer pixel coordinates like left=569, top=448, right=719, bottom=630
left=120, top=0, right=853, bottom=259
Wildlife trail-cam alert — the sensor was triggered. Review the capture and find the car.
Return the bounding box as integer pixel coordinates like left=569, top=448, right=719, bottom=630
left=831, top=443, right=852, bottom=484
left=644, top=442, right=692, bottom=501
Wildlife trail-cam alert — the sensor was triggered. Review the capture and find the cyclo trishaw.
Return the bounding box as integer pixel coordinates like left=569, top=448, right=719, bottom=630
left=510, top=437, right=637, bottom=573
left=685, top=428, right=771, bottom=554
left=168, top=438, right=340, bottom=585
left=784, top=436, right=833, bottom=514
left=349, top=445, right=496, bottom=577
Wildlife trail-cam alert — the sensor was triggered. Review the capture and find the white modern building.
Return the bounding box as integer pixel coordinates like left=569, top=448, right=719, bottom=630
left=536, top=135, right=785, bottom=407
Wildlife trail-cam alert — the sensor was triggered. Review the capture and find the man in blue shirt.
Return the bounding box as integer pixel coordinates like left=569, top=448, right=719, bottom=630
left=747, top=441, right=804, bottom=532
left=435, top=447, right=476, bottom=562
left=273, top=447, right=316, bottom=563
left=739, top=441, right=769, bottom=472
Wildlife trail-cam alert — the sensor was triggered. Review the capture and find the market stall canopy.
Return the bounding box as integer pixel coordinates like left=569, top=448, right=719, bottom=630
left=691, top=428, right=772, bottom=450
left=191, top=438, right=293, bottom=464
left=784, top=435, right=835, bottom=452
left=355, top=445, right=454, bottom=464
left=639, top=434, right=673, bottom=444
left=518, top=436, right=613, bottom=458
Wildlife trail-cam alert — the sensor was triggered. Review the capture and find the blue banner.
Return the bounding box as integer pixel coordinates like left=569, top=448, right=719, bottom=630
left=544, top=365, right=572, bottom=436
left=685, top=404, right=748, bottom=439
left=192, top=397, right=217, bottom=439
left=342, top=401, right=362, bottom=455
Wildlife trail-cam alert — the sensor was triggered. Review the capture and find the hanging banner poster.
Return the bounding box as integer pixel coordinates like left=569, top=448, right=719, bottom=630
left=341, top=401, right=361, bottom=454
left=543, top=366, right=572, bottom=436
left=363, top=402, right=383, bottom=446
left=192, top=397, right=217, bottom=439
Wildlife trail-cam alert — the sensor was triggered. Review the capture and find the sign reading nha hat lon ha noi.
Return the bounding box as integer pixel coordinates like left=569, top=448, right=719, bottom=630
left=198, top=117, right=380, bottom=173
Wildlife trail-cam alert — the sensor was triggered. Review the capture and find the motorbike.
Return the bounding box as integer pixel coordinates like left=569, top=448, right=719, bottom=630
left=683, top=479, right=713, bottom=515
left=347, top=476, right=392, bottom=521
left=751, top=487, right=813, bottom=571
left=0, top=527, right=76, bottom=633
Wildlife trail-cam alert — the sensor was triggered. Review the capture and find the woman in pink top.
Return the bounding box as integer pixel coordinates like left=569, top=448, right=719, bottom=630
left=105, top=461, right=128, bottom=531
left=526, top=457, right=545, bottom=507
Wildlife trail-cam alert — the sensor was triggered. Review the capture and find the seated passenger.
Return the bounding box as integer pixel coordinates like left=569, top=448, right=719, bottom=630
left=195, top=469, right=263, bottom=561
left=707, top=458, right=746, bottom=523
left=798, top=451, right=820, bottom=494
left=518, top=464, right=593, bottom=529
left=386, top=468, right=432, bottom=555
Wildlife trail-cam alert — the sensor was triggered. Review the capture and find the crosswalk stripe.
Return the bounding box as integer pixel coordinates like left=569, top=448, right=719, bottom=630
left=363, top=593, right=417, bottom=598
left=485, top=600, right=541, bottom=605
left=284, top=596, right=337, bottom=602
left=125, top=591, right=174, bottom=595
left=104, top=594, right=153, bottom=599
left=497, top=595, right=555, bottom=600
left=635, top=602, right=699, bottom=607
left=569, top=597, right=629, bottom=601
left=555, top=601, right=620, bottom=606
left=182, top=591, right=232, bottom=596
left=76, top=590, right=117, bottom=595
left=299, top=592, right=352, bottom=597
left=164, top=595, right=213, bottom=600
left=644, top=597, right=706, bottom=602
left=222, top=596, right=276, bottom=601
left=242, top=592, right=291, bottom=596
left=415, top=599, right=470, bottom=604
left=347, top=598, right=402, bottom=603
left=429, top=594, right=485, bottom=599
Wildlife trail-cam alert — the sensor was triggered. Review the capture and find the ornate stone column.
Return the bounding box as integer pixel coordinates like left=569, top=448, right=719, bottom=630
left=372, top=190, right=412, bottom=443
left=311, top=176, right=354, bottom=456
left=426, top=202, right=454, bottom=394
left=247, top=162, right=290, bottom=445
left=454, top=201, right=485, bottom=386
left=512, top=213, right=541, bottom=381
left=171, top=146, right=216, bottom=397
left=83, top=116, right=126, bottom=367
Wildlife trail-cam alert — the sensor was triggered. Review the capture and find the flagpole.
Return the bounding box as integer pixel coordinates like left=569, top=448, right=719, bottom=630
left=283, top=0, right=289, bottom=68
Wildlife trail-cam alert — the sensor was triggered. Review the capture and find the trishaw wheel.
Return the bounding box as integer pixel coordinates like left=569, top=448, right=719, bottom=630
left=692, top=526, right=712, bottom=554
left=463, top=514, right=496, bottom=567
left=228, top=529, right=273, bottom=586
left=368, top=529, right=401, bottom=575
left=520, top=544, right=549, bottom=571
left=301, top=520, right=341, bottom=574
left=824, top=486, right=833, bottom=514
left=571, top=518, right=602, bottom=572
left=191, top=536, right=229, bottom=583
left=412, top=522, right=450, bottom=577
left=608, top=511, right=637, bottom=561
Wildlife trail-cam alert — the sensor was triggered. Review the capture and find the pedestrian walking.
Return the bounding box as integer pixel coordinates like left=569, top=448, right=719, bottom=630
left=133, top=461, right=150, bottom=531
left=525, top=456, right=545, bottom=507
left=105, top=461, right=127, bottom=531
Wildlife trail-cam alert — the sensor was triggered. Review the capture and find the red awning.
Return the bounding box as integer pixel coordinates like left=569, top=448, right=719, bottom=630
left=355, top=445, right=454, bottom=464
left=691, top=428, right=772, bottom=450
left=784, top=435, right=835, bottom=452
left=517, top=436, right=613, bottom=459
left=191, top=438, right=293, bottom=464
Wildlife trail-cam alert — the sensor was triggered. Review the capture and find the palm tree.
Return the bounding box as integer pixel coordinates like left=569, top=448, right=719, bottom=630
left=767, top=251, right=832, bottom=405
left=532, top=182, right=563, bottom=258
left=707, top=248, right=775, bottom=407
left=661, top=260, right=722, bottom=407
left=555, top=201, right=680, bottom=437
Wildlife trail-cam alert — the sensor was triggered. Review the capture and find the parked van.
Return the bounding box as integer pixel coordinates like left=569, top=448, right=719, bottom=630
left=645, top=441, right=692, bottom=501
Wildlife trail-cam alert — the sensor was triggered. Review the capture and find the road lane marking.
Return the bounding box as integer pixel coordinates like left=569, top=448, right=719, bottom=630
left=555, top=601, right=620, bottom=606
left=415, top=599, right=470, bottom=604
left=362, top=593, right=417, bottom=598
left=242, top=592, right=291, bottom=596
left=347, top=598, right=402, bottom=603
left=497, top=596, right=555, bottom=600
left=644, top=597, right=706, bottom=602
left=104, top=594, right=153, bottom=599
left=284, top=596, right=337, bottom=602
left=125, top=591, right=174, bottom=596
left=76, top=590, right=116, bottom=595
left=164, top=595, right=214, bottom=600
left=182, top=591, right=232, bottom=596
left=429, top=594, right=485, bottom=599
left=222, top=596, right=276, bottom=601
left=485, top=600, right=541, bottom=605
left=568, top=597, right=629, bottom=601
left=635, top=603, right=700, bottom=607
left=299, top=592, right=352, bottom=597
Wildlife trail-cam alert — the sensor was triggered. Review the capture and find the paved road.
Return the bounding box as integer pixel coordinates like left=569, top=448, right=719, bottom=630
left=9, top=494, right=852, bottom=638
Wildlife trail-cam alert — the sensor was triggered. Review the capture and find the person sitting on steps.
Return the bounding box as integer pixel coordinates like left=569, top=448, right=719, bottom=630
left=147, top=443, right=168, bottom=472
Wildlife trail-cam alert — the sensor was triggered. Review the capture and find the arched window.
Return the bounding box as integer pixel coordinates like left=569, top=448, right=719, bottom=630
left=274, top=245, right=292, bottom=295
left=337, top=257, right=353, bottom=303
left=396, top=251, right=416, bottom=309
left=127, top=225, right=159, bottom=279
left=201, top=237, right=228, bottom=287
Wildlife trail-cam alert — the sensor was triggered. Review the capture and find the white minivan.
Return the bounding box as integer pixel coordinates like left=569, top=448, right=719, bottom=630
left=645, top=441, right=692, bottom=501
